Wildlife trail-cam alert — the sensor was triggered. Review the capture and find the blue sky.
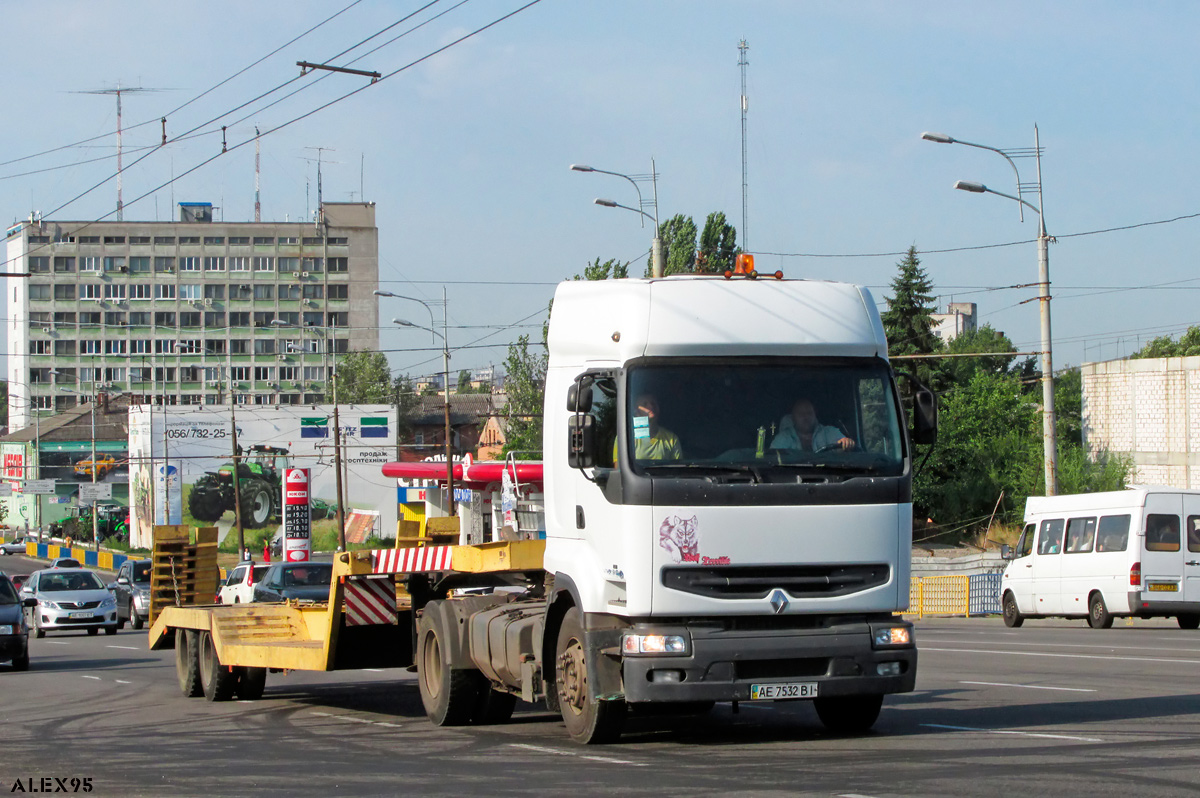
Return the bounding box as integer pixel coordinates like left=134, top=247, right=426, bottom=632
left=4, top=1, right=1198, bottom=380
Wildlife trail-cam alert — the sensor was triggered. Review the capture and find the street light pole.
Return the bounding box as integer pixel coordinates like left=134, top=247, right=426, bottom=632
left=573, top=161, right=662, bottom=277
left=927, top=128, right=1058, bottom=496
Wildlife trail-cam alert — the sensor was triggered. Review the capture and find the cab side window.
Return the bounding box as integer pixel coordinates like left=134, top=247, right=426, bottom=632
left=1016, top=524, right=1035, bottom=558
left=1037, top=518, right=1064, bottom=555
left=1096, top=515, right=1130, bottom=552
left=1065, top=517, right=1096, bottom=553
left=1188, top=516, right=1200, bottom=553
left=1146, top=514, right=1181, bottom=552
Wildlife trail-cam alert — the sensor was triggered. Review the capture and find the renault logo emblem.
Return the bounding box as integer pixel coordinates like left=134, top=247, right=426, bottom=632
left=769, top=589, right=789, bottom=614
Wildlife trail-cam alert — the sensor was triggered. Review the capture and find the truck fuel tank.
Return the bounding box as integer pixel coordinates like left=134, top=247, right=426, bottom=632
left=468, top=602, right=545, bottom=690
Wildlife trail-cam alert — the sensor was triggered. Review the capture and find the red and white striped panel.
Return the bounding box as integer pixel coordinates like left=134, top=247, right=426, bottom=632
left=369, top=546, right=454, bottom=574
left=343, top=576, right=397, bottom=626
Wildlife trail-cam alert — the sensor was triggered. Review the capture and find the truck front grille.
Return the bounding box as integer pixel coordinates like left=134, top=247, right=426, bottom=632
left=662, top=564, right=889, bottom=600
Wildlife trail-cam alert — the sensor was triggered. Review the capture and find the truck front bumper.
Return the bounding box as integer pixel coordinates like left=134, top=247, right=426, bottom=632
left=618, top=616, right=916, bottom=704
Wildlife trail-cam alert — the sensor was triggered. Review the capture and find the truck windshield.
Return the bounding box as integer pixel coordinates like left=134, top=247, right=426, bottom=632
left=615, top=360, right=905, bottom=478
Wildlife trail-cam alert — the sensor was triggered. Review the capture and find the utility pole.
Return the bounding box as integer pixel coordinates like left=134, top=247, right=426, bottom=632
left=442, top=287, right=455, bottom=516
left=332, top=370, right=346, bottom=552
left=738, top=39, right=750, bottom=251
left=230, top=386, right=246, bottom=559
left=254, top=127, right=262, bottom=223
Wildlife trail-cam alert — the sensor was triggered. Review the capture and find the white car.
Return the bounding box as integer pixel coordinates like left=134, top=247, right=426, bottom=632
left=0, top=537, right=29, bottom=556
left=217, top=562, right=270, bottom=604
left=20, top=568, right=118, bottom=637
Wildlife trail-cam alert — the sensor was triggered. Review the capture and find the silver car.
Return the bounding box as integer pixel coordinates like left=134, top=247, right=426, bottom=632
left=20, top=568, right=118, bottom=637
left=0, top=537, right=29, bottom=556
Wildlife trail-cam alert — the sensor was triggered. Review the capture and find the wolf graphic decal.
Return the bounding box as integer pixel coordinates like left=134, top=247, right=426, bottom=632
left=658, top=515, right=699, bottom=563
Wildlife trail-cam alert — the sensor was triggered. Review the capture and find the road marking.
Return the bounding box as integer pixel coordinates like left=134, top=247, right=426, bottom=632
left=45, top=641, right=71, bottom=646
left=923, top=723, right=1102, bottom=742
left=924, top=646, right=1200, bottom=665
left=923, top=637, right=1200, bottom=655
left=960, top=680, right=1097, bottom=693
left=375, top=722, right=403, bottom=728
left=81, top=675, right=101, bottom=681
left=106, top=645, right=140, bottom=651
left=508, top=742, right=647, bottom=766
left=310, top=712, right=332, bottom=717
left=363, top=668, right=383, bottom=672
left=114, top=680, right=132, bottom=685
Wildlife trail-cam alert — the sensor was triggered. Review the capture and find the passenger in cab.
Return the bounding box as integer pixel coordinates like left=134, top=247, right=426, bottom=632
left=771, top=398, right=855, bottom=452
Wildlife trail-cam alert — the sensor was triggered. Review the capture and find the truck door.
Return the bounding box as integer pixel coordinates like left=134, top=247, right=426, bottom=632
left=1183, top=499, right=1200, bottom=605
left=1031, top=518, right=1064, bottom=614
left=1141, top=492, right=1184, bottom=598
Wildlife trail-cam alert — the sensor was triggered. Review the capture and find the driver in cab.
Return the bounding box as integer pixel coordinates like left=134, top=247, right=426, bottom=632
left=771, top=398, right=855, bottom=452
left=616, top=393, right=682, bottom=461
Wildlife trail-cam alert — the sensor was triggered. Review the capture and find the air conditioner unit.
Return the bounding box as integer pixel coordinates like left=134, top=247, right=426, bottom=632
left=41, top=327, right=51, bottom=334
left=204, top=298, right=214, bottom=306
left=300, top=271, right=310, bottom=278
left=118, top=266, right=128, bottom=273
left=253, top=322, right=264, bottom=328
left=276, top=354, right=286, bottom=362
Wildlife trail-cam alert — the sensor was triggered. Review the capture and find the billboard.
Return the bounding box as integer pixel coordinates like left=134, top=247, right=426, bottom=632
left=128, top=405, right=397, bottom=550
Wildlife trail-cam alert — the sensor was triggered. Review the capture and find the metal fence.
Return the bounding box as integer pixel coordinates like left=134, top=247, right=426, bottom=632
left=909, top=573, right=1002, bottom=618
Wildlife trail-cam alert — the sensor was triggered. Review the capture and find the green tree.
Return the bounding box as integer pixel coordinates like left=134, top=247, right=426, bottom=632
left=940, top=324, right=1018, bottom=386
left=1054, top=367, right=1084, bottom=446
left=696, top=212, right=738, bottom=274
left=501, top=335, right=548, bottom=458
left=1131, top=325, right=1200, bottom=358
left=333, top=350, right=393, bottom=403
left=0, top=381, right=7, bottom=430
left=394, top=375, right=421, bottom=442
left=457, top=369, right=473, bottom=392
left=881, top=247, right=943, bottom=386
left=575, top=257, right=629, bottom=282
left=655, top=214, right=698, bottom=276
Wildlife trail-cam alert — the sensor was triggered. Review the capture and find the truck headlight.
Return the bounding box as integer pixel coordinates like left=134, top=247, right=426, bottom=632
left=622, top=634, right=689, bottom=656
left=873, top=627, right=911, bottom=647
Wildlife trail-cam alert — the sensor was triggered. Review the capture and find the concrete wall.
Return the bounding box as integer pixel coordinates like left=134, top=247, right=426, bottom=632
left=1082, top=356, right=1200, bottom=488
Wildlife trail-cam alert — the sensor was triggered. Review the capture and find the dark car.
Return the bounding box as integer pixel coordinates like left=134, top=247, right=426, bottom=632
left=109, top=559, right=151, bottom=630
left=251, top=562, right=333, bottom=603
left=0, top=572, right=34, bottom=670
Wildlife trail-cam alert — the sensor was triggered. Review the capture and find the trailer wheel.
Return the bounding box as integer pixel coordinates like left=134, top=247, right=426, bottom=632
left=1088, top=592, right=1114, bottom=629
left=237, top=667, right=267, bottom=700
left=473, top=686, right=517, bottom=725
left=1002, top=592, right=1024, bottom=628
left=175, top=629, right=203, bottom=698
left=1178, top=614, right=1200, bottom=630
left=198, top=631, right=237, bottom=702
left=814, top=694, right=883, bottom=733
left=555, top=607, right=626, bottom=744
left=416, top=608, right=479, bottom=726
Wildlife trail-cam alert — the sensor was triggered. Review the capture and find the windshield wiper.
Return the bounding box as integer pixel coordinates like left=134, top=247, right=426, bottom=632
left=772, top=461, right=879, bottom=474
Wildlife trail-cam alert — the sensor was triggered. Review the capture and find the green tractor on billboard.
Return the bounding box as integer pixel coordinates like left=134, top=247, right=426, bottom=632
left=188, top=445, right=289, bottom=529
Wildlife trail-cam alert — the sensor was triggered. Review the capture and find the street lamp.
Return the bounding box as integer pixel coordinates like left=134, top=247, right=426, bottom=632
left=392, top=316, right=455, bottom=516
left=924, top=126, right=1058, bottom=495
left=373, top=290, right=436, bottom=343
left=572, top=161, right=662, bottom=277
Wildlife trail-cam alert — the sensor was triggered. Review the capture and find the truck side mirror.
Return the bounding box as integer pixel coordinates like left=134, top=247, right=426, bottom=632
left=566, top=377, right=594, bottom=413
left=567, top=414, right=597, bottom=468
left=1000, top=544, right=1013, bottom=560
left=910, top=388, right=937, bottom=445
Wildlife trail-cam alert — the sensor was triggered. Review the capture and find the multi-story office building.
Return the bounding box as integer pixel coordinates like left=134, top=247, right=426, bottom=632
left=6, top=201, right=379, bottom=432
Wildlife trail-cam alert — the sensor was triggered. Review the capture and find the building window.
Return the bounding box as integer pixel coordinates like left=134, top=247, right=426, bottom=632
left=178, top=340, right=203, bottom=355
left=229, top=236, right=250, bottom=246
left=77, top=235, right=100, bottom=244
left=104, top=367, right=126, bottom=382
left=303, top=366, right=325, bottom=382
left=327, top=257, right=348, bottom=273
left=129, top=236, right=151, bottom=245
left=54, top=340, right=76, bottom=356
left=302, top=237, right=322, bottom=246
left=129, top=312, right=151, bottom=326
left=278, top=236, right=298, bottom=245
left=254, top=366, right=275, bottom=381
left=279, top=284, right=301, bottom=301
left=28, top=285, right=50, bottom=300
left=181, top=394, right=202, bottom=406
left=230, top=366, right=250, bottom=381
left=204, top=256, right=226, bottom=272
left=155, top=367, right=177, bottom=382
left=279, top=394, right=299, bottom=405
left=302, top=257, right=323, bottom=273
left=105, top=340, right=127, bottom=355
left=129, top=256, right=151, bottom=273
left=277, top=311, right=300, bottom=326
left=53, top=312, right=76, bottom=325
left=204, top=236, right=225, bottom=245
left=179, top=312, right=202, bottom=328
left=131, top=340, right=152, bottom=354
left=80, top=256, right=100, bottom=272
left=79, top=312, right=101, bottom=326
left=205, top=339, right=227, bottom=355
left=230, top=340, right=249, bottom=355
left=179, top=284, right=202, bottom=301
left=302, top=312, right=322, bottom=327
left=231, top=284, right=253, bottom=300
left=30, top=312, right=50, bottom=324
left=332, top=339, right=349, bottom=354
left=154, top=236, right=176, bottom=245
left=229, top=311, right=250, bottom=327
left=80, top=284, right=102, bottom=300
left=252, top=256, right=273, bottom=272
left=154, top=312, right=176, bottom=327
left=155, top=285, right=176, bottom=300
left=104, top=236, right=126, bottom=244
left=54, top=285, right=76, bottom=300
left=327, top=312, right=348, bottom=327
left=81, top=340, right=102, bottom=355
left=253, top=285, right=274, bottom=300
left=253, top=339, right=276, bottom=355
left=28, top=235, right=50, bottom=245
left=204, top=312, right=226, bottom=328
left=155, top=340, right=177, bottom=354
left=327, top=237, right=348, bottom=245
left=130, top=284, right=152, bottom=300
left=204, top=284, right=225, bottom=300
left=155, top=256, right=175, bottom=273
left=130, top=367, right=150, bottom=383
left=29, top=341, right=51, bottom=355
left=253, top=236, right=274, bottom=245
left=29, top=257, right=50, bottom=273
left=103, top=284, right=126, bottom=301
left=104, top=312, right=126, bottom=326
left=103, top=256, right=126, bottom=273
left=178, top=236, right=200, bottom=245
left=228, top=256, right=249, bottom=272
left=253, top=394, right=276, bottom=405
left=180, top=256, right=201, bottom=271
left=278, top=257, right=299, bottom=273
left=302, top=285, right=324, bottom=300
left=253, top=311, right=275, bottom=327
left=279, top=366, right=297, bottom=381
left=54, top=257, right=76, bottom=273
left=328, top=285, right=348, bottom=300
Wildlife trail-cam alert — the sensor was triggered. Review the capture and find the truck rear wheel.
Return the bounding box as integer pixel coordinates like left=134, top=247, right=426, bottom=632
left=473, top=687, right=517, bottom=725
left=198, top=631, right=237, bottom=701
left=1178, top=614, right=1200, bottom=630
left=555, top=607, right=626, bottom=744
left=237, top=666, right=267, bottom=700
left=814, top=694, right=883, bottom=733
left=175, top=629, right=203, bottom=698
left=416, top=607, right=479, bottom=726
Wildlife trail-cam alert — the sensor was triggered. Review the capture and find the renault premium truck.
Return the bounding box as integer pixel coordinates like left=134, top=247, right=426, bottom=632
left=152, top=269, right=933, bottom=745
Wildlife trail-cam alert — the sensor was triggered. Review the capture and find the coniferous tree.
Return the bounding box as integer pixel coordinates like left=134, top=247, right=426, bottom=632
left=881, top=246, right=943, bottom=386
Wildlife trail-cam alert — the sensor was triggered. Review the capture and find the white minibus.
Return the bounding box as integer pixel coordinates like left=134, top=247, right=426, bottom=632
left=1000, top=487, right=1200, bottom=629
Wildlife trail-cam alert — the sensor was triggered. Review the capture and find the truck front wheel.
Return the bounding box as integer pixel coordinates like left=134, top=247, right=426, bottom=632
left=417, top=608, right=479, bottom=726
left=814, top=694, right=883, bottom=733
left=555, top=607, right=626, bottom=744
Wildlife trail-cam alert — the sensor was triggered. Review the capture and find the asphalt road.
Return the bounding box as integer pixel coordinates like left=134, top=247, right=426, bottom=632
left=3, top=551, right=1200, bottom=798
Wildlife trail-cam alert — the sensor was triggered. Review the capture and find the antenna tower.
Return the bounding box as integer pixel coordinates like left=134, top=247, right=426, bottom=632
left=738, top=40, right=750, bottom=251
left=74, top=83, right=166, bottom=221
left=254, top=127, right=262, bottom=223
